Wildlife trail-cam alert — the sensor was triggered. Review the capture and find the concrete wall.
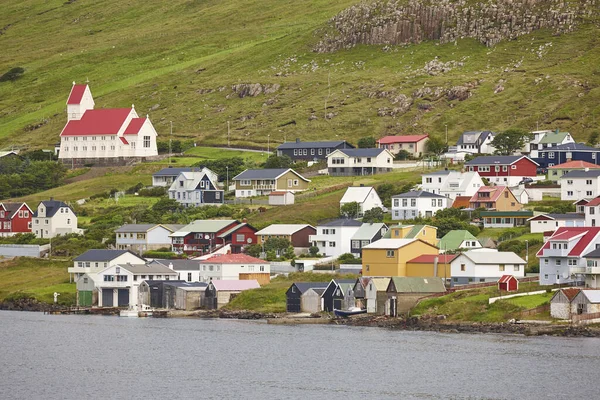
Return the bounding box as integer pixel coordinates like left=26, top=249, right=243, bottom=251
left=0, top=244, right=49, bottom=258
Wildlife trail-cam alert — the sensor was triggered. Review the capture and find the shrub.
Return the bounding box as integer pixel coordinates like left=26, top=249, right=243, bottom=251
left=0, top=67, right=25, bottom=82
left=138, top=186, right=167, bottom=197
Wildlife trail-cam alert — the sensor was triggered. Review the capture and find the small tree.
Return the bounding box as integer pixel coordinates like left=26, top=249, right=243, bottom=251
left=588, top=131, right=599, bottom=147
left=0, top=67, right=25, bottom=82
left=264, top=154, right=293, bottom=169
left=394, top=149, right=412, bottom=161
left=491, top=128, right=531, bottom=155
left=362, top=207, right=384, bottom=223
left=357, top=137, right=376, bottom=148
left=309, top=246, right=319, bottom=256
left=340, top=202, right=360, bottom=218
left=425, top=135, right=446, bottom=155
left=245, top=244, right=262, bottom=258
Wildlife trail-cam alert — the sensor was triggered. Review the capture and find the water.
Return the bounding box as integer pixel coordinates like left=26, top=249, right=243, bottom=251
left=0, top=310, right=598, bottom=400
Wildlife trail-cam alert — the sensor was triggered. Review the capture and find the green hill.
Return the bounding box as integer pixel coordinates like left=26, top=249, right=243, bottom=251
left=1, top=0, right=599, bottom=151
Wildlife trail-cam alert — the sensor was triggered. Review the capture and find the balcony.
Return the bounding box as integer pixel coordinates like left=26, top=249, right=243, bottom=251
left=570, top=267, right=586, bottom=274
left=254, top=184, right=276, bottom=191
left=309, top=234, right=333, bottom=243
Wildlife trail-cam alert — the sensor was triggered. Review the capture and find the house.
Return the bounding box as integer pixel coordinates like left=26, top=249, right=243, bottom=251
left=168, top=169, right=224, bottom=207
left=256, top=224, right=316, bottom=252
left=529, top=130, right=574, bottom=158
left=469, top=186, right=522, bottom=211
left=170, top=219, right=255, bottom=255
left=528, top=213, right=585, bottom=234
left=352, top=277, right=369, bottom=309
left=76, top=274, right=97, bottom=307
left=465, top=155, right=538, bottom=186
left=58, top=83, right=158, bottom=166
left=327, top=148, right=394, bottom=176
left=510, top=186, right=531, bottom=205
left=31, top=199, right=80, bottom=239
left=152, top=167, right=193, bottom=187
left=361, top=238, right=439, bottom=277
left=385, top=224, right=438, bottom=246
left=363, top=277, right=391, bottom=314
left=480, top=211, right=533, bottom=228
left=560, top=169, right=600, bottom=201
left=268, top=191, right=295, bottom=206
left=309, top=219, right=362, bottom=258
left=385, top=277, right=447, bottom=316
left=581, top=248, right=600, bottom=289
left=575, top=198, right=591, bottom=214
left=535, top=143, right=600, bottom=169
left=96, top=262, right=178, bottom=307
left=391, top=190, right=451, bottom=220
left=285, top=282, right=329, bottom=312
left=138, top=280, right=208, bottom=310
left=114, top=224, right=184, bottom=254
left=321, top=279, right=357, bottom=312
left=0, top=202, right=32, bottom=237
left=233, top=168, right=310, bottom=197
left=138, top=280, right=183, bottom=308
left=276, top=139, right=354, bottom=162
left=350, top=223, right=388, bottom=257
left=68, top=249, right=146, bottom=282
left=451, top=250, right=526, bottom=286
left=339, top=186, right=383, bottom=217
left=454, top=131, right=496, bottom=154
left=537, top=227, right=600, bottom=285
left=550, top=288, right=581, bottom=319
left=301, top=288, right=326, bottom=313
left=376, top=135, right=429, bottom=157
left=420, top=170, right=484, bottom=200
left=570, top=290, right=600, bottom=317
left=498, top=275, right=519, bottom=292
left=204, top=279, right=260, bottom=309
left=149, top=259, right=200, bottom=282
left=198, top=253, right=270, bottom=285
left=405, top=254, right=458, bottom=282
left=438, top=230, right=482, bottom=252
left=547, top=160, right=600, bottom=183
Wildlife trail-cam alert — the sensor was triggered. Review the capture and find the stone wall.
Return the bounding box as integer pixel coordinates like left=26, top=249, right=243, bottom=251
left=315, top=0, right=598, bottom=53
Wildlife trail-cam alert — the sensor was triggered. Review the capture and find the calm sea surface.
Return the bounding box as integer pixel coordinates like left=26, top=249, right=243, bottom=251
left=0, top=310, right=598, bottom=399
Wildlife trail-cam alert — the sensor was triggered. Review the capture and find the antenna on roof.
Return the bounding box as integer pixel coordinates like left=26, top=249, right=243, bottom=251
left=72, top=81, right=76, bottom=86
left=132, top=104, right=135, bottom=109
left=86, top=77, right=89, bottom=83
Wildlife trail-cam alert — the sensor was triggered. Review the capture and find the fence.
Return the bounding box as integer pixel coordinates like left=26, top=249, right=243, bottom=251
left=225, top=199, right=269, bottom=205
left=454, top=276, right=539, bottom=292
left=572, top=311, right=600, bottom=324
left=520, top=304, right=550, bottom=317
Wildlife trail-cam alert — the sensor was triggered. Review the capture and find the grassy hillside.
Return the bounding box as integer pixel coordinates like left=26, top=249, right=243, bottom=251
left=1, top=0, right=599, bottom=152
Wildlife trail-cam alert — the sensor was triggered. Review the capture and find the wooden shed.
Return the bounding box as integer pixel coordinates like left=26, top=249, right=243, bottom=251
left=138, top=280, right=186, bottom=308
left=498, top=275, right=518, bottom=292
left=550, top=288, right=580, bottom=319
left=332, top=283, right=356, bottom=311
left=322, top=279, right=357, bottom=312
left=205, top=279, right=260, bottom=309
left=571, top=290, right=600, bottom=316
left=175, top=283, right=208, bottom=310
left=301, top=288, right=325, bottom=314
left=353, top=277, right=370, bottom=309
left=365, top=277, right=391, bottom=315
left=285, top=282, right=329, bottom=313
left=386, top=277, right=446, bottom=316
left=269, top=191, right=295, bottom=206
left=76, top=273, right=97, bottom=307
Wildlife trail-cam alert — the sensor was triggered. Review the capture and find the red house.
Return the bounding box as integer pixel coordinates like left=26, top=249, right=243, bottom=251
left=498, top=275, right=518, bottom=292
left=0, top=202, right=33, bottom=237
left=465, top=155, right=538, bottom=186
left=170, top=219, right=256, bottom=255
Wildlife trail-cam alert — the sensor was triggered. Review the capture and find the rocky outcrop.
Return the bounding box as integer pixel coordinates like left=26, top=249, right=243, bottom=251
left=231, top=83, right=281, bottom=98
left=315, top=0, right=598, bottom=53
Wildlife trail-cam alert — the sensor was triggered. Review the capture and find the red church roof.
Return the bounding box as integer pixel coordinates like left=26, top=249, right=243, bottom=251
left=378, top=135, right=429, bottom=144
left=60, top=108, right=132, bottom=136
left=67, top=84, right=87, bottom=105
left=537, top=227, right=600, bottom=257
left=123, top=118, right=146, bottom=135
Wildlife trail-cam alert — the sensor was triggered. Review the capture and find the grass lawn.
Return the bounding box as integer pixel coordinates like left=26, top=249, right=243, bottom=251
left=504, top=292, right=553, bottom=309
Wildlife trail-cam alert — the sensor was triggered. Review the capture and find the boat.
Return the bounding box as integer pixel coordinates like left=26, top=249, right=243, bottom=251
left=334, top=307, right=367, bottom=318
left=120, top=305, right=153, bottom=318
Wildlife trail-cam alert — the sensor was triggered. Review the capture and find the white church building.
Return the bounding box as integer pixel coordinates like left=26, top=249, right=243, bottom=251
left=58, top=83, right=158, bottom=166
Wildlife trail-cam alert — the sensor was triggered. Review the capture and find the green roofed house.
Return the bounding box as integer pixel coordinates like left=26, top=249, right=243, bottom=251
left=385, top=277, right=446, bottom=316
left=383, top=224, right=438, bottom=247
left=438, top=230, right=482, bottom=252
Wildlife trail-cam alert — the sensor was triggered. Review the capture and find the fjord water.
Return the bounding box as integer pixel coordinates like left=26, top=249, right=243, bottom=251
left=1, top=311, right=598, bottom=400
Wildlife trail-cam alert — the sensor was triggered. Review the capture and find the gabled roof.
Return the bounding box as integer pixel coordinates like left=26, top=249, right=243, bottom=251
left=123, top=117, right=146, bottom=135
left=335, top=148, right=386, bottom=157
left=67, top=84, right=87, bottom=105
left=255, top=224, right=314, bottom=236
left=318, top=219, right=362, bottom=227
left=579, top=290, right=600, bottom=304
left=527, top=213, right=585, bottom=222
left=277, top=140, right=354, bottom=149
left=208, top=280, right=260, bottom=291
left=0, top=202, right=32, bottom=219
left=392, top=190, right=447, bottom=199
left=75, top=249, right=143, bottom=262
left=548, top=160, right=600, bottom=170
left=469, top=186, right=509, bottom=203
left=288, top=282, right=329, bottom=295
left=388, top=277, right=446, bottom=293
left=460, top=250, right=526, bottom=265
left=498, top=275, right=518, bottom=283
left=537, top=227, right=600, bottom=257
left=551, top=288, right=581, bottom=302
left=377, top=135, right=429, bottom=144
left=561, top=170, right=600, bottom=179
left=168, top=170, right=220, bottom=192
left=117, top=263, right=177, bottom=275
left=233, top=168, right=309, bottom=182
left=170, top=220, right=238, bottom=237
left=538, top=131, right=570, bottom=144
left=466, top=155, right=537, bottom=166
left=340, top=186, right=380, bottom=204
left=438, top=230, right=479, bottom=251
left=584, top=197, right=600, bottom=207
left=153, top=167, right=193, bottom=177
left=407, top=254, right=459, bottom=264
left=150, top=259, right=200, bottom=271
left=452, top=196, right=472, bottom=209
left=365, top=277, right=391, bottom=291
left=456, top=131, right=494, bottom=145
left=217, top=222, right=256, bottom=239
left=362, top=238, right=417, bottom=250
left=60, top=108, right=133, bottom=136
left=480, top=211, right=533, bottom=217
left=543, top=143, right=599, bottom=152
left=33, top=200, right=72, bottom=218
left=351, top=223, right=387, bottom=241
left=199, top=253, right=266, bottom=264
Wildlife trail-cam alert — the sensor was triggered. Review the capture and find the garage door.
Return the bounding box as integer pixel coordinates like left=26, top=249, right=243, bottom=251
left=79, top=291, right=93, bottom=307
left=287, top=296, right=301, bottom=313
left=117, top=289, right=129, bottom=307
left=102, top=289, right=114, bottom=307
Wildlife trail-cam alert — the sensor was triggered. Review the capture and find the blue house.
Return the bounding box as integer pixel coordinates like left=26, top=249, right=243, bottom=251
left=534, top=143, right=600, bottom=168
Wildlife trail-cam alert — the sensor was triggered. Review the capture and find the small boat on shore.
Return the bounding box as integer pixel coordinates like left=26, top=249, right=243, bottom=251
left=334, top=307, right=367, bottom=318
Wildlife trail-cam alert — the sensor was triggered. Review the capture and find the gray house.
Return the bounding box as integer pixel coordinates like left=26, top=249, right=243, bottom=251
left=277, top=139, right=354, bottom=162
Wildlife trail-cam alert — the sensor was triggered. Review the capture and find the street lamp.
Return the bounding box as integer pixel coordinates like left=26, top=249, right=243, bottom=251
left=525, top=239, right=529, bottom=269
left=267, top=134, right=270, bottom=154
left=445, top=124, right=448, bottom=147
left=226, top=166, right=229, bottom=193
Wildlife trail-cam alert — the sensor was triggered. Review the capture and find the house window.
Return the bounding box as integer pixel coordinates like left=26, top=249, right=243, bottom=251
left=460, top=264, right=465, bottom=271
left=587, top=180, right=593, bottom=185
left=318, top=149, right=323, bottom=155
left=548, top=152, right=554, bottom=159
left=260, top=266, right=265, bottom=272
left=329, top=242, right=336, bottom=247
left=83, top=278, right=88, bottom=284
left=303, top=149, right=307, bottom=155
left=293, top=180, right=299, bottom=186
left=352, top=240, right=360, bottom=248
left=511, top=165, right=516, bottom=170
left=143, top=136, right=151, bottom=148
left=402, top=199, right=408, bottom=207
left=426, top=178, right=432, bottom=183
left=216, top=192, right=221, bottom=199
left=587, top=191, right=593, bottom=196
left=116, top=275, right=128, bottom=282
left=311, top=149, right=315, bottom=155
left=288, top=179, right=293, bottom=187
left=499, top=265, right=505, bottom=271
left=240, top=180, right=251, bottom=186
left=514, top=265, right=520, bottom=271
left=431, top=199, right=436, bottom=207
left=187, top=273, right=192, bottom=282
left=293, top=149, right=298, bottom=156
left=437, top=199, right=443, bottom=207
left=410, top=199, right=416, bottom=207
left=556, top=259, right=562, bottom=266
left=567, top=191, right=573, bottom=196
left=236, top=234, right=245, bottom=242
left=502, top=166, right=507, bottom=172
left=386, top=250, right=395, bottom=258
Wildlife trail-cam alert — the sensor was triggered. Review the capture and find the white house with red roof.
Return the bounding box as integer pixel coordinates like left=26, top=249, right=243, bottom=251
left=197, top=253, right=270, bottom=284
left=377, top=135, right=429, bottom=157
left=537, top=227, right=600, bottom=285
left=58, top=83, right=158, bottom=166
left=583, top=196, right=600, bottom=227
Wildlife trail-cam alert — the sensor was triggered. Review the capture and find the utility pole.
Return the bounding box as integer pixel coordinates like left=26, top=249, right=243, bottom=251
left=445, top=124, right=448, bottom=147
left=227, top=121, right=231, bottom=147
left=226, top=166, right=229, bottom=192
left=267, top=134, right=270, bottom=155
left=169, top=121, right=173, bottom=165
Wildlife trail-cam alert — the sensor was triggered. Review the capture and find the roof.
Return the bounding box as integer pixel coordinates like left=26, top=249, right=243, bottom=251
left=538, top=131, right=570, bottom=144
left=336, top=148, right=386, bottom=157
left=269, top=191, right=294, bottom=196
left=456, top=131, right=494, bottom=145
left=33, top=200, right=72, bottom=218
left=537, top=228, right=600, bottom=257
left=561, top=170, right=600, bottom=179
left=407, top=254, right=459, bottom=264
left=377, top=135, right=429, bottom=144
left=209, top=280, right=260, bottom=291
left=199, top=253, right=266, bottom=264
left=277, top=140, right=353, bottom=150
left=75, top=249, right=141, bottom=262
left=351, top=223, right=387, bottom=241
left=233, top=168, right=309, bottom=182
left=480, top=211, right=533, bottom=217
left=438, top=230, right=479, bottom=251
left=366, top=277, right=391, bottom=291
left=466, top=155, right=537, bottom=166
left=461, top=250, right=526, bottom=265
left=388, top=277, right=446, bottom=293
left=548, top=160, right=600, bottom=170
left=0, top=202, right=31, bottom=219
left=319, top=219, right=363, bottom=227
left=542, top=143, right=599, bottom=152
left=114, top=224, right=158, bottom=233
left=67, top=84, right=87, bottom=104
left=289, top=282, right=330, bottom=295
left=392, top=190, right=447, bottom=199
left=153, top=167, right=193, bottom=177
left=585, top=197, right=600, bottom=207
left=118, top=263, right=177, bottom=275
left=580, top=290, right=600, bottom=304
left=218, top=223, right=255, bottom=239
left=452, top=196, right=472, bottom=209
left=168, top=170, right=219, bottom=192
left=255, top=224, right=314, bottom=236
left=123, top=117, right=146, bottom=135
left=119, top=137, right=129, bottom=145
left=469, top=186, right=509, bottom=203
left=60, top=108, right=132, bottom=136
left=340, top=186, right=379, bottom=204
left=171, top=220, right=238, bottom=237
left=551, top=288, right=581, bottom=302
left=362, top=238, right=417, bottom=250
left=0, top=151, right=20, bottom=158
left=150, top=259, right=200, bottom=271
left=527, top=213, right=584, bottom=222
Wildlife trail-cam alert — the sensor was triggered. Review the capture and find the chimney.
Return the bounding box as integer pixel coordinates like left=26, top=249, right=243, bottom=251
left=585, top=167, right=590, bottom=172
left=168, top=262, right=173, bottom=269
left=295, top=138, right=300, bottom=143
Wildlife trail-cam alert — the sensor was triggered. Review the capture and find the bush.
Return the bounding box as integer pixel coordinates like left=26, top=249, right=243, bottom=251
left=0, top=67, right=25, bottom=82
left=142, top=251, right=184, bottom=259
left=138, top=186, right=166, bottom=197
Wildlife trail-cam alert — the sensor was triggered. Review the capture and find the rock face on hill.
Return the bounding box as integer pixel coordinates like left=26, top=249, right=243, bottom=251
left=315, top=0, right=598, bottom=52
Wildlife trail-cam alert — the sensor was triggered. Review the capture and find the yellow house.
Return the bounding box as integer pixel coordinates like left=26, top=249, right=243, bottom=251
left=233, top=168, right=310, bottom=198
left=387, top=224, right=438, bottom=246
left=362, top=238, right=439, bottom=277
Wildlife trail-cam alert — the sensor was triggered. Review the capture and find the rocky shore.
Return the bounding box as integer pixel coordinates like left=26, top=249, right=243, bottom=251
left=0, top=296, right=61, bottom=313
